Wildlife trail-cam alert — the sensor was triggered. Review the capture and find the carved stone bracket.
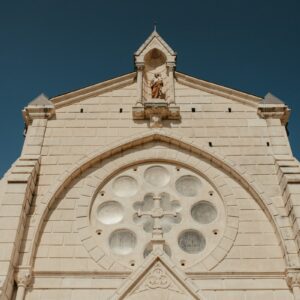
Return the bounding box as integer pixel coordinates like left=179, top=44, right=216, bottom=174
left=133, top=100, right=180, bottom=128
left=286, top=268, right=300, bottom=300
left=15, top=267, right=32, bottom=288
left=287, top=269, right=300, bottom=289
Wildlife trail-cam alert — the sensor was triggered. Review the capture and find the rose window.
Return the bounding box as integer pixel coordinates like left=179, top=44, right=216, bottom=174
left=90, top=163, right=226, bottom=269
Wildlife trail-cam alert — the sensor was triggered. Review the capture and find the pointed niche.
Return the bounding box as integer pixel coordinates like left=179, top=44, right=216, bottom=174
left=133, top=30, right=180, bottom=127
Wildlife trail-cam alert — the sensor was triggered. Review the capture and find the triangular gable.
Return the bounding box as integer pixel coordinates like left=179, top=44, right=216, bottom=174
left=26, top=70, right=265, bottom=111
left=109, top=250, right=206, bottom=300
left=135, top=30, right=176, bottom=56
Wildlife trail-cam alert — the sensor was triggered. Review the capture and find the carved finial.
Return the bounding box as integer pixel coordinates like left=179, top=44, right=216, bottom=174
left=154, top=22, right=157, bottom=32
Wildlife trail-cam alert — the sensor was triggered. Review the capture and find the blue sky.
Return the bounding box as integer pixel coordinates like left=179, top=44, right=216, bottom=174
left=0, top=0, right=299, bottom=177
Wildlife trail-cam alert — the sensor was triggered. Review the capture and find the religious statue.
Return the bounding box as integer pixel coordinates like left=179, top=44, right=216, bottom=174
left=150, top=73, right=164, bottom=99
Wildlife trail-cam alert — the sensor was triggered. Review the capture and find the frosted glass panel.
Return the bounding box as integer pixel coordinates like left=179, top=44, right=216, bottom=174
left=97, top=201, right=123, bottom=225
left=109, top=229, right=136, bottom=255
left=112, top=176, right=138, bottom=197
left=175, top=175, right=201, bottom=197
left=178, top=230, right=205, bottom=254
left=144, top=166, right=170, bottom=187
left=191, top=201, right=217, bottom=224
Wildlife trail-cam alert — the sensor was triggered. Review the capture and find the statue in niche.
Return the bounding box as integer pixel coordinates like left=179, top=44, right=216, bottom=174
left=150, top=73, right=164, bottom=99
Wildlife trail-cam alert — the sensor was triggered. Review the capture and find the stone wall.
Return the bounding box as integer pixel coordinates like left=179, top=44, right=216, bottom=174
left=0, top=76, right=299, bottom=300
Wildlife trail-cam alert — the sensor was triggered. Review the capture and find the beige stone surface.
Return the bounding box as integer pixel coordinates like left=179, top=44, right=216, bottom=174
left=0, top=30, right=300, bottom=300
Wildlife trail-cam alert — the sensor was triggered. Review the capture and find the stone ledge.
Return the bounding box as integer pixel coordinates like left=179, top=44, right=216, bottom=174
left=257, top=104, right=290, bottom=125
left=133, top=100, right=180, bottom=128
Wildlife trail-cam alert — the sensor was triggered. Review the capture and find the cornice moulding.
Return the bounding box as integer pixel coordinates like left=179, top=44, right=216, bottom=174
left=176, top=72, right=262, bottom=108
left=51, top=72, right=136, bottom=109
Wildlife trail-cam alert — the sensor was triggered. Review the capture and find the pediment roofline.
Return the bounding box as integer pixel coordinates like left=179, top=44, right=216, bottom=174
left=49, top=70, right=263, bottom=110
left=109, top=250, right=205, bottom=300
left=50, top=72, right=135, bottom=109
left=176, top=71, right=263, bottom=107
left=135, top=29, right=176, bottom=57
left=29, top=71, right=287, bottom=111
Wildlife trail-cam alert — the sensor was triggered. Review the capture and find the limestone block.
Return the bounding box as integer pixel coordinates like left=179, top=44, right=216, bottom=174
left=0, top=244, right=14, bottom=260
left=0, top=230, right=18, bottom=243
left=0, top=262, right=10, bottom=276
left=214, top=258, right=285, bottom=272
left=239, top=221, right=274, bottom=233
left=48, top=246, right=74, bottom=258
left=0, top=205, right=22, bottom=217
left=52, top=221, right=73, bottom=233
left=0, top=217, right=19, bottom=230
left=245, top=290, right=275, bottom=300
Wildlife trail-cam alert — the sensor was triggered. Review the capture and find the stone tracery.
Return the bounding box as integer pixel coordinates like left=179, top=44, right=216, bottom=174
left=89, top=161, right=228, bottom=270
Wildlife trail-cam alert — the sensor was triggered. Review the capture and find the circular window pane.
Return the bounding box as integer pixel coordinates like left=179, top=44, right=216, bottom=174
left=109, top=229, right=136, bottom=255
left=97, top=201, right=124, bottom=225
left=175, top=175, right=201, bottom=197
left=112, top=176, right=138, bottom=197
left=178, top=230, right=206, bottom=254
left=191, top=201, right=217, bottom=224
left=144, top=166, right=170, bottom=187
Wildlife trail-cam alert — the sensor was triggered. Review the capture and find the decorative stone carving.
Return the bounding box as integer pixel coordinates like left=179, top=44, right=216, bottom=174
left=286, top=269, right=300, bottom=300
left=87, top=161, right=230, bottom=271
left=133, top=262, right=182, bottom=295
left=287, top=269, right=300, bottom=288
left=15, top=268, right=32, bottom=288
left=150, top=73, right=164, bottom=99
left=132, top=30, right=180, bottom=125
left=133, top=100, right=180, bottom=127
left=146, top=263, right=171, bottom=289
left=134, top=194, right=180, bottom=236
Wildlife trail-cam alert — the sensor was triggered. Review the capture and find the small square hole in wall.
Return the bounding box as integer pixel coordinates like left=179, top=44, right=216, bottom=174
left=130, top=260, right=135, bottom=267
left=266, top=142, right=270, bottom=147
left=228, top=107, right=232, bottom=112
left=80, top=108, right=84, bottom=113
left=209, top=142, right=213, bottom=147
left=119, top=108, right=123, bottom=113
left=191, top=108, right=196, bottom=112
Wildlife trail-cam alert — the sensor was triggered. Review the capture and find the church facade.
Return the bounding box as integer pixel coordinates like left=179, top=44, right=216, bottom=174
left=0, top=31, right=300, bottom=300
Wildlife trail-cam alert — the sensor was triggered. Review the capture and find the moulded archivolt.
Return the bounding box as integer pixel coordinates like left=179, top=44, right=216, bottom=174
left=109, top=229, right=137, bottom=255
left=144, top=165, right=170, bottom=187
left=97, top=201, right=124, bottom=225
left=175, top=175, right=202, bottom=197
left=112, top=176, right=138, bottom=197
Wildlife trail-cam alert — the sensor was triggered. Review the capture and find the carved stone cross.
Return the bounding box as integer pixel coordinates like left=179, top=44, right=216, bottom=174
left=137, top=195, right=178, bottom=242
